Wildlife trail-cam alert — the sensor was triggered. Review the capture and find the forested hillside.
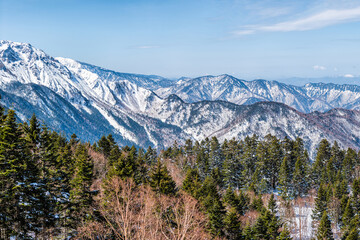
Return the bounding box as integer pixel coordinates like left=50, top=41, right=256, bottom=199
left=1, top=105, right=360, bottom=239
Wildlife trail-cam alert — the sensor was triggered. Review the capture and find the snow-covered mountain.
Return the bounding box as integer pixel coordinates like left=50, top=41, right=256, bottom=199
left=156, top=75, right=360, bottom=113
left=1, top=40, right=360, bottom=157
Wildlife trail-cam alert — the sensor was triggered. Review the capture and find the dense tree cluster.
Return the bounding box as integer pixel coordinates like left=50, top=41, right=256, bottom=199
left=1, top=104, right=360, bottom=239
left=0, top=110, right=94, bottom=239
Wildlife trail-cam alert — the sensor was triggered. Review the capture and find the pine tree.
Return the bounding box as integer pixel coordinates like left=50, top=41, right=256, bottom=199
left=134, top=148, right=148, bottom=184
left=316, top=211, right=334, bottom=240
left=267, top=135, right=283, bottom=190
left=33, top=126, right=61, bottom=237
left=342, top=198, right=354, bottom=228
left=292, top=152, right=310, bottom=197
left=149, top=159, right=176, bottom=195
left=184, top=138, right=193, bottom=157
left=69, top=144, right=94, bottom=226
left=311, top=139, right=331, bottom=187
left=145, top=145, right=157, bottom=165
left=293, top=137, right=306, bottom=170
left=182, top=168, right=201, bottom=197
left=55, top=142, right=74, bottom=234
left=312, top=183, right=328, bottom=221
left=342, top=148, right=357, bottom=181
left=339, top=195, right=349, bottom=226
left=237, top=190, right=250, bottom=216
left=242, top=224, right=254, bottom=240
left=268, top=194, right=277, bottom=215
left=326, top=157, right=336, bottom=183
left=253, top=210, right=271, bottom=239
left=97, top=135, right=111, bottom=158
left=330, top=141, right=344, bottom=172
left=345, top=229, right=360, bottom=240
left=108, top=145, right=121, bottom=166
left=69, top=133, right=79, bottom=145
left=343, top=216, right=360, bottom=240
left=241, top=135, right=258, bottom=188
left=0, top=110, right=34, bottom=238
left=277, top=225, right=292, bottom=240
left=196, top=148, right=210, bottom=178
left=195, top=176, right=218, bottom=204
left=222, top=139, right=243, bottom=189
left=223, top=186, right=249, bottom=215
left=210, top=167, right=224, bottom=188
left=207, top=196, right=225, bottom=237
left=268, top=213, right=282, bottom=240
left=352, top=178, right=360, bottom=213
left=251, top=195, right=264, bottom=212
left=24, top=114, right=41, bottom=149
left=223, top=186, right=238, bottom=208
left=334, top=179, right=348, bottom=200
left=106, top=134, right=116, bottom=149
left=279, top=155, right=291, bottom=198
left=107, top=146, right=138, bottom=180
left=223, top=153, right=242, bottom=189
left=209, top=136, right=222, bottom=171
left=223, top=207, right=242, bottom=240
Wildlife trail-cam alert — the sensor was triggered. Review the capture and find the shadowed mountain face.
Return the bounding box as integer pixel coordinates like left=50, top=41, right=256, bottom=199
left=1, top=40, right=360, bottom=157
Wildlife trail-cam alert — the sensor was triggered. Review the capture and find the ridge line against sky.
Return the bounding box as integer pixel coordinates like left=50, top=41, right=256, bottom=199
left=0, top=0, right=360, bottom=83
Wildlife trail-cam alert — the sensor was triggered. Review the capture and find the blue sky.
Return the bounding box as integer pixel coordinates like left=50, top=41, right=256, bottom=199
left=1, top=0, right=360, bottom=81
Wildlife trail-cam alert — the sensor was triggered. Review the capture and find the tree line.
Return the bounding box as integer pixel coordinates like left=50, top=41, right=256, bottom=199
left=0, top=105, right=360, bottom=239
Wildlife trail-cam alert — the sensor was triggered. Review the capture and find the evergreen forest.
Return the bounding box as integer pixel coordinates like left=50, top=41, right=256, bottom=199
left=1, top=105, right=360, bottom=239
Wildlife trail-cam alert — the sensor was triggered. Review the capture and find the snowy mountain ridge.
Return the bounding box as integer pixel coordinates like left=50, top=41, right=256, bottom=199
left=1, top=40, right=360, bottom=157
left=155, top=74, right=360, bottom=113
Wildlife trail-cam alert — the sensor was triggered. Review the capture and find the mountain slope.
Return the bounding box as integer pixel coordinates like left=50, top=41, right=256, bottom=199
left=156, top=75, right=360, bottom=113
left=1, top=40, right=360, bottom=158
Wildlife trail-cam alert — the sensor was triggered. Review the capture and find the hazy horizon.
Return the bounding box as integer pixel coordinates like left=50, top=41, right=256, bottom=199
left=1, top=0, right=360, bottom=82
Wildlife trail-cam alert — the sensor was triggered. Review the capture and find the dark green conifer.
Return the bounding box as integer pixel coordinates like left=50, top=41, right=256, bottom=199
left=251, top=195, right=264, bottom=212
left=149, top=159, right=176, bottom=195
left=223, top=186, right=238, bottom=208
left=209, top=136, right=222, bottom=171
left=316, top=211, right=334, bottom=240
left=145, top=145, right=157, bottom=165
left=242, top=225, right=254, bottom=240
left=342, top=198, right=354, bottom=228
left=268, top=194, right=277, bottom=215
left=182, top=168, right=201, bottom=197
left=207, top=196, right=225, bottom=237
left=279, top=155, right=291, bottom=198
left=69, top=133, right=79, bottom=145
left=97, top=135, right=111, bottom=158
left=312, top=183, right=328, bottom=221
left=277, top=225, right=292, bottom=240
left=223, top=207, right=242, bottom=240
left=342, top=148, right=357, bottom=181
left=69, top=144, right=94, bottom=225
left=0, top=110, right=34, bottom=238
left=311, top=139, right=331, bottom=187
left=107, top=146, right=138, bottom=180
left=352, top=178, right=360, bottom=212
left=292, top=152, right=310, bottom=197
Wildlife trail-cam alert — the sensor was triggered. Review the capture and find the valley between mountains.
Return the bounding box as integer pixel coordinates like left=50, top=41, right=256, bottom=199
left=1, top=40, right=360, bottom=157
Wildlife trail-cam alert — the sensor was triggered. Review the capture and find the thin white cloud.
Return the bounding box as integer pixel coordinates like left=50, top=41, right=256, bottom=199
left=234, top=6, right=360, bottom=35
left=344, top=74, right=354, bottom=78
left=313, top=65, right=326, bottom=71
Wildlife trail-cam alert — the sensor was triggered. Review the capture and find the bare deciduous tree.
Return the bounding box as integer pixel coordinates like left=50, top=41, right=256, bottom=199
left=78, top=177, right=210, bottom=240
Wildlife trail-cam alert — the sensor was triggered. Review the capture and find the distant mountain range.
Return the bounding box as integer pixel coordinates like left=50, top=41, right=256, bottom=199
left=155, top=74, right=360, bottom=113
left=1, top=40, right=360, bottom=157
